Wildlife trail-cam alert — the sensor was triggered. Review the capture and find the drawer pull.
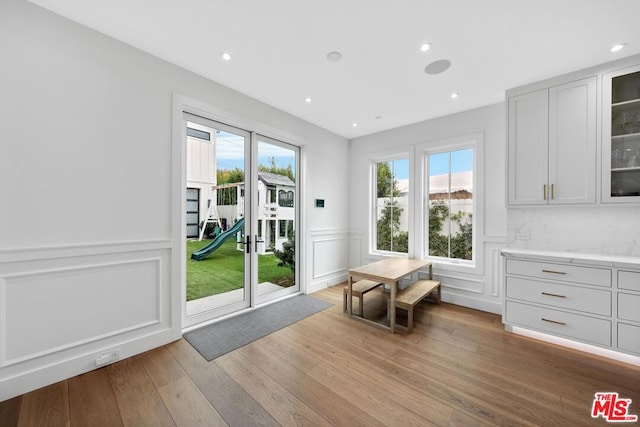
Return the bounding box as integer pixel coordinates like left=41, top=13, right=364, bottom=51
left=541, top=292, right=566, bottom=298
left=541, top=318, right=566, bottom=326
left=542, top=269, right=566, bottom=275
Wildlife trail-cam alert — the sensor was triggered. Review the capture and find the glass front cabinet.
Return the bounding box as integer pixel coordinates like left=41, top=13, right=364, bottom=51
left=603, top=65, right=640, bottom=202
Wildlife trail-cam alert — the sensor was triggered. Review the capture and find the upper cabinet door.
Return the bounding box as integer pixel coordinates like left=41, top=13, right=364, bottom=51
left=508, top=89, right=549, bottom=205
left=548, top=76, right=597, bottom=204
left=603, top=64, right=640, bottom=203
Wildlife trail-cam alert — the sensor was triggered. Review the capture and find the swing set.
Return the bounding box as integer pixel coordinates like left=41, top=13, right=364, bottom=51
left=198, top=182, right=245, bottom=241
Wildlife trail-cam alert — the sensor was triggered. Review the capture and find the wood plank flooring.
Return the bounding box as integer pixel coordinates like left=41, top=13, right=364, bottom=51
left=2, top=285, right=639, bottom=426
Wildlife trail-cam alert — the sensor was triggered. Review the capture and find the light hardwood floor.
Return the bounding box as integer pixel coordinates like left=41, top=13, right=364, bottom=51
left=1, top=285, right=639, bottom=426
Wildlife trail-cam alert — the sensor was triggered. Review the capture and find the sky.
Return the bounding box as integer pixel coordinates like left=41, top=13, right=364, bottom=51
left=196, top=127, right=470, bottom=179
left=215, top=131, right=295, bottom=173
left=389, top=148, right=473, bottom=180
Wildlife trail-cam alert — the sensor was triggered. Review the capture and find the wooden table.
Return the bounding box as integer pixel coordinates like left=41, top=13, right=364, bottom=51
left=347, top=258, right=433, bottom=333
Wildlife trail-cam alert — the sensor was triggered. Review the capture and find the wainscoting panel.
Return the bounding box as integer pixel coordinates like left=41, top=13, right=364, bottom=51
left=313, top=237, right=348, bottom=279
left=308, top=229, right=349, bottom=292
left=0, top=241, right=174, bottom=401
left=433, top=273, right=484, bottom=294
left=1, top=258, right=160, bottom=367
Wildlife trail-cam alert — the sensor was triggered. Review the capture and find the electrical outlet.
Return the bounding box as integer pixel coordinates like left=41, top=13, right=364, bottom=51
left=95, top=350, right=120, bottom=367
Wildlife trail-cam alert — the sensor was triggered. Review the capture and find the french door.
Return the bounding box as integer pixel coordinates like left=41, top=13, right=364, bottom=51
left=183, top=113, right=299, bottom=327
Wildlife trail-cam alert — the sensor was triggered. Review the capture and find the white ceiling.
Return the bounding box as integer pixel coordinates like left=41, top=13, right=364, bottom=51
left=28, top=0, right=640, bottom=139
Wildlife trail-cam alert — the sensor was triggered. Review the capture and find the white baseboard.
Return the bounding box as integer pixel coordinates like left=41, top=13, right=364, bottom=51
left=441, top=291, right=502, bottom=315
left=0, top=329, right=175, bottom=402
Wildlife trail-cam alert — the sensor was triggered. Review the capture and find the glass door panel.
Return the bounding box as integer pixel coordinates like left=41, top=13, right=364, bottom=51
left=184, top=114, right=250, bottom=325
left=605, top=67, right=640, bottom=201
left=253, top=135, right=299, bottom=303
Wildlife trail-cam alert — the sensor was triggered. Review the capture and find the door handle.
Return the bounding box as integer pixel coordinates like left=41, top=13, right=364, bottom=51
left=243, top=235, right=251, bottom=254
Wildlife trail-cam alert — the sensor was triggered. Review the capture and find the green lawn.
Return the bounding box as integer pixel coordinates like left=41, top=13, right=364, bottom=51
left=186, top=238, right=294, bottom=301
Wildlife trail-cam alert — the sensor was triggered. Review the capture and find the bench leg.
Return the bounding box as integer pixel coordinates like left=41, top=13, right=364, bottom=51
left=358, top=295, right=364, bottom=317
left=407, top=308, right=414, bottom=332
left=343, top=289, right=347, bottom=313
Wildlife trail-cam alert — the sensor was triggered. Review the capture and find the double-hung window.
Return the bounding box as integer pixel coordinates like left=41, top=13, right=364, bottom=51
left=370, top=136, right=480, bottom=267
left=426, top=147, right=474, bottom=263
left=373, top=158, right=409, bottom=254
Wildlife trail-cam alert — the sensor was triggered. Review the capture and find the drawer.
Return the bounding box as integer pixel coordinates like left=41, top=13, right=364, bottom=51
left=506, top=277, right=611, bottom=316
left=506, top=259, right=611, bottom=287
left=505, top=301, right=611, bottom=346
left=618, top=323, right=640, bottom=355
left=618, top=293, right=640, bottom=323
left=618, top=270, right=640, bottom=292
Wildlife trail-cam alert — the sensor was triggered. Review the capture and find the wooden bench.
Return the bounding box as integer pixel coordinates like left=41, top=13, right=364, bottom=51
left=393, top=279, right=441, bottom=332
left=343, top=279, right=383, bottom=317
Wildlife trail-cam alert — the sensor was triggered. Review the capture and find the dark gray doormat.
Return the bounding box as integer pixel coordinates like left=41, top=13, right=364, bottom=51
left=183, top=294, right=333, bottom=361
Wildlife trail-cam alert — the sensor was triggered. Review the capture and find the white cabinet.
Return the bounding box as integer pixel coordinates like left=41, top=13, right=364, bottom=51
left=502, top=250, right=640, bottom=359
left=507, top=89, right=548, bottom=205
left=603, top=64, right=640, bottom=202
left=508, top=77, right=597, bottom=206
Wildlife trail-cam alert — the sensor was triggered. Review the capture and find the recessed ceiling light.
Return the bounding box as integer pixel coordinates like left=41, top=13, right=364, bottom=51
left=420, top=43, right=432, bottom=52
left=221, top=52, right=232, bottom=61
left=304, top=97, right=312, bottom=103
left=326, top=51, right=342, bottom=62
left=450, top=92, right=460, bottom=99
left=611, top=43, right=627, bottom=52
left=425, top=59, right=451, bottom=75
left=352, top=122, right=358, bottom=127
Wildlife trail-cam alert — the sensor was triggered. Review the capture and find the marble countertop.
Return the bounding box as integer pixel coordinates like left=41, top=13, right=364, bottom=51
left=500, top=248, right=640, bottom=269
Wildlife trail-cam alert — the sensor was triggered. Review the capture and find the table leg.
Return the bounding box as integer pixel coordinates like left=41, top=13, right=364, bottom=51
left=347, top=275, right=353, bottom=316
left=389, top=280, right=396, bottom=333
left=429, top=263, right=433, bottom=280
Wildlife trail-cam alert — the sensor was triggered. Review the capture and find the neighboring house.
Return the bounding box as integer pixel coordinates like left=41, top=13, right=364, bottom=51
left=186, top=124, right=295, bottom=254
left=254, top=172, right=295, bottom=254
left=186, top=122, right=216, bottom=238
left=379, top=173, right=472, bottom=232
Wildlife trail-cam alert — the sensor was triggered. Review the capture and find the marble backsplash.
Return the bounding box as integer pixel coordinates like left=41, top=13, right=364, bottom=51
left=506, top=205, right=640, bottom=257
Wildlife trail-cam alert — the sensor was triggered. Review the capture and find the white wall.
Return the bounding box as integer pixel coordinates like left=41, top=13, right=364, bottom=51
left=0, top=0, right=349, bottom=400
left=349, top=103, right=507, bottom=313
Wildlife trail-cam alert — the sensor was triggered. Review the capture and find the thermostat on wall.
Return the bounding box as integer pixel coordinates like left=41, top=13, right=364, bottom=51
left=315, top=199, right=325, bottom=208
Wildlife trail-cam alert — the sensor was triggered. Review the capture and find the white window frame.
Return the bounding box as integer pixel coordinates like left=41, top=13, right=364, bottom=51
left=417, top=133, right=484, bottom=274
left=370, top=148, right=414, bottom=257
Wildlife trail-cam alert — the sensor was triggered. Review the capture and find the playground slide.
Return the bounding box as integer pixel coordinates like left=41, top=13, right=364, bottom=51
left=190, top=218, right=245, bottom=261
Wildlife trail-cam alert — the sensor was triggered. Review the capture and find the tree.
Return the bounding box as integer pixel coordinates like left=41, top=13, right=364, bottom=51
left=376, top=162, right=400, bottom=198
left=428, top=201, right=473, bottom=260
left=217, top=167, right=244, bottom=184
left=376, top=162, right=407, bottom=253
left=428, top=201, right=450, bottom=257
left=274, top=230, right=295, bottom=271
left=450, top=211, right=473, bottom=260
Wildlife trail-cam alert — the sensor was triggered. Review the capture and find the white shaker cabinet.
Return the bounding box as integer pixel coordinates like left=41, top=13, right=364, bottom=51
left=507, top=89, right=548, bottom=205
left=507, top=76, right=597, bottom=206
left=502, top=249, right=640, bottom=360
